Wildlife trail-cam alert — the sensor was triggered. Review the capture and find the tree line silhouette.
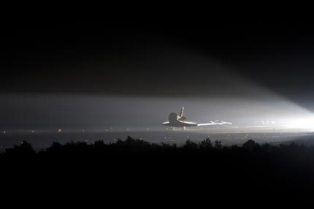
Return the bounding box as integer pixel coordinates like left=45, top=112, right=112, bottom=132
left=2, top=136, right=314, bottom=195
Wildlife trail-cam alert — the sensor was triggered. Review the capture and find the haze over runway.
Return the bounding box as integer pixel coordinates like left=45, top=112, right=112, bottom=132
left=2, top=20, right=314, bottom=148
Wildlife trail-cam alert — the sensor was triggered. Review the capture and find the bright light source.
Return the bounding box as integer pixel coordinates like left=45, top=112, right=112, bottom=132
left=283, top=117, right=314, bottom=131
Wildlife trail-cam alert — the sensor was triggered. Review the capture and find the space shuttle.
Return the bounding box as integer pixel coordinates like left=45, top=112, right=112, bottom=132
left=162, top=107, right=232, bottom=128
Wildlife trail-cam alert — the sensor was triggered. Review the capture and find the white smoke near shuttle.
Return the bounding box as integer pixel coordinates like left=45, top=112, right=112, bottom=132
left=1, top=92, right=314, bottom=133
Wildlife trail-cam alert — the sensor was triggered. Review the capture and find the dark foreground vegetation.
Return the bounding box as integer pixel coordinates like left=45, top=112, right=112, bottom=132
left=2, top=136, right=314, bottom=199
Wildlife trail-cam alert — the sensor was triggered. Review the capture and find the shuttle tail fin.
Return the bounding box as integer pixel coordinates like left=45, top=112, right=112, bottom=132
left=179, top=107, right=184, bottom=117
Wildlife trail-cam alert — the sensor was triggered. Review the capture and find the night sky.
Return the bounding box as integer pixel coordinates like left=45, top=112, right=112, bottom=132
left=2, top=20, right=314, bottom=97
left=2, top=18, right=314, bottom=131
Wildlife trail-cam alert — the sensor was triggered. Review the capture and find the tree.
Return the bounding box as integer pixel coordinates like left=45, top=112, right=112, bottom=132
left=214, top=140, right=222, bottom=149
left=183, top=139, right=198, bottom=150
left=200, top=137, right=213, bottom=149
left=4, top=140, right=35, bottom=157
left=242, top=139, right=260, bottom=151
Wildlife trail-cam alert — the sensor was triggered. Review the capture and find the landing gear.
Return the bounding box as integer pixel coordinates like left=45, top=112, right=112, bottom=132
left=168, top=126, right=186, bottom=131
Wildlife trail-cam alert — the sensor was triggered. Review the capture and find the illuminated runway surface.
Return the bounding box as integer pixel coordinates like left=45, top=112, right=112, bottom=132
left=0, top=129, right=314, bottom=151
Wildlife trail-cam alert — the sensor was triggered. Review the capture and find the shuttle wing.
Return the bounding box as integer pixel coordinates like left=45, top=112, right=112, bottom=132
left=180, top=121, right=197, bottom=126
left=197, top=121, right=232, bottom=126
